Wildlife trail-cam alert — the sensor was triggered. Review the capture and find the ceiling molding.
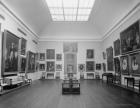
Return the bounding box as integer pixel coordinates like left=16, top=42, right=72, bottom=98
left=102, top=2, right=140, bottom=41
left=0, top=1, right=39, bottom=39
left=39, top=37, right=102, bottom=42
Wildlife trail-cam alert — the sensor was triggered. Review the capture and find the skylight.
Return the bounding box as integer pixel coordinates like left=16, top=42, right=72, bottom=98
left=45, top=0, right=95, bottom=21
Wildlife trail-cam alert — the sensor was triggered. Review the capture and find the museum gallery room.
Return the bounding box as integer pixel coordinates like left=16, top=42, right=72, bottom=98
left=1, top=0, right=140, bottom=108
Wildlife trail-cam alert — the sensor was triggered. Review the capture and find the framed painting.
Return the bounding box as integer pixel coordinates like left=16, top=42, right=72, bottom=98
left=106, top=46, right=114, bottom=71
left=78, top=64, right=85, bottom=72
left=39, top=63, right=45, bottom=71
left=46, top=61, right=55, bottom=72
left=114, top=39, right=120, bottom=56
left=56, top=64, right=62, bottom=71
left=130, top=53, right=140, bottom=76
left=102, top=63, right=106, bottom=72
left=56, top=54, right=62, bottom=61
left=20, top=57, right=26, bottom=73
left=86, top=61, right=95, bottom=72
left=21, top=37, right=27, bottom=55
left=120, top=20, right=140, bottom=54
left=120, top=55, right=129, bottom=75
left=35, top=62, right=39, bottom=72
left=114, top=57, right=120, bottom=74
left=63, top=42, right=78, bottom=53
left=27, top=51, right=35, bottom=73
left=2, top=30, right=20, bottom=76
left=87, top=49, right=94, bottom=59
left=102, top=52, right=106, bottom=59
left=46, top=49, right=55, bottom=59
left=39, top=53, right=45, bottom=61
left=96, top=64, right=101, bottom=70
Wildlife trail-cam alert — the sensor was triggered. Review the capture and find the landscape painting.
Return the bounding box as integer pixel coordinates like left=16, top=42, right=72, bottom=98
left=120, top=20, right=140, bottom=54
left=46, top=49, right=55, bottom=59
left=86, top=61, right=95, bottom=72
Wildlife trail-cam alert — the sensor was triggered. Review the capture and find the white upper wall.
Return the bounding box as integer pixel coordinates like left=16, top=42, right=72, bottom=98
left=40, top=22, right=101, bottom=41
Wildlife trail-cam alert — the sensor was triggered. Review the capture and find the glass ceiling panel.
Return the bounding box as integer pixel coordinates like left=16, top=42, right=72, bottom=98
left=45, top=0, right=95, bottom=21
left=64, top=8, right=77, bottom=15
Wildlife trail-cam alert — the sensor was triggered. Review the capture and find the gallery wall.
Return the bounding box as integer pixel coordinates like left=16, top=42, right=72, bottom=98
left=102, top=5, right=140, bottom=85
left=0, top=3, right=40, bottom=80
left=38, top=41, right=103, bottom=79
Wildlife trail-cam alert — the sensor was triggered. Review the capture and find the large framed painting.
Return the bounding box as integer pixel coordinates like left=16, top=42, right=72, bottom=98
left=46, top=61, right=55, bottom=72
left=46, top=49, right=55, bottom=59
left=114, top=57, right=120, bottom=74
left=39, top=53, right=45, bottom=61
left=63, top=42, right=78, bottom=53
left=56, top=64, right=62, bottom=71
left=102, top=63, right=106, bottom=72
left=114, top=39, right=120, bottom=56
left=120, top=55, right=129, bottom=75
left=2, top=30, right=20, bottom=76
left=21, top=37, right=27, bottom=55
left=39, top=63, right=45, bottom=71
left=130, top=53, right=140, bottom=76
left=20, top=57, right=26, bottom=73
left=120, top=20, right=140, bottom=54
left=106, top=46, right=114, bottom=71
left=86, top=61, right=95, bottom=72
left=56, top=54, right=62, bottom=61
left=78, top=64, right=85, bottom=72
left=27, top=51, right=35, bottom=73
left=96, top=64, right=101, bottom=70
left=87, top=49, right=94, bottom=59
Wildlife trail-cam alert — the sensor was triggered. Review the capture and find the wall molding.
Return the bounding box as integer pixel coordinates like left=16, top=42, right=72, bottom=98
left=39, top=37, right=102, bottom=42
left=102, top=2, right=140, bottom=41
left=0, top=1, right=39, bottom=39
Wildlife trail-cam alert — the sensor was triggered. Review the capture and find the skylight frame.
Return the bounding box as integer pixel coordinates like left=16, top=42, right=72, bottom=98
left=45, top=0, right=95, bottom=21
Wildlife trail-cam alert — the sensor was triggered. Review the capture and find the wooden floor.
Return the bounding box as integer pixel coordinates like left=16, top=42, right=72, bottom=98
left=0, top=80, right=140, bottom=108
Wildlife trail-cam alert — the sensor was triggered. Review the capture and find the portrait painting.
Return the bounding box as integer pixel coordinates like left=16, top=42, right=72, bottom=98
left=106, top=46, right=114, bottom=71
left=114, top=39, right=120, bottom=56
left=20, top=57, right=26, bottom=73
left=2, top=30, right=19, bottom=76
left=96, top=64, right=101, bottom=70
left=63, top=42, right=78, bottom=53
left=27, top=51, right=35, bottom=73
left=120, top=55, right=129, bottom=75
left=114, top=57, right=120, bottom=74
left=56, top=64, right=62, bottom=71
left=102, top=63, right=106, bottom=72
left=56, top=54, right=62, bottom=61
left=78, top=64, right=85, bottom=72
left=39, top=53, right=45, bottom=61
left=130, top=53, right=140, bottom=76
left=46, top=49, right=55, bottom=59
left=39, top=63, right=45, bottom=71
left=86, top=61, right=95, bottom=72
left=87, top=49, right=94, bottom=59
left=46, top=61, right=55, bottom=72
left=21, top=37, right=27, bottom=55
left=120, top=20, right=140, bottom=54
